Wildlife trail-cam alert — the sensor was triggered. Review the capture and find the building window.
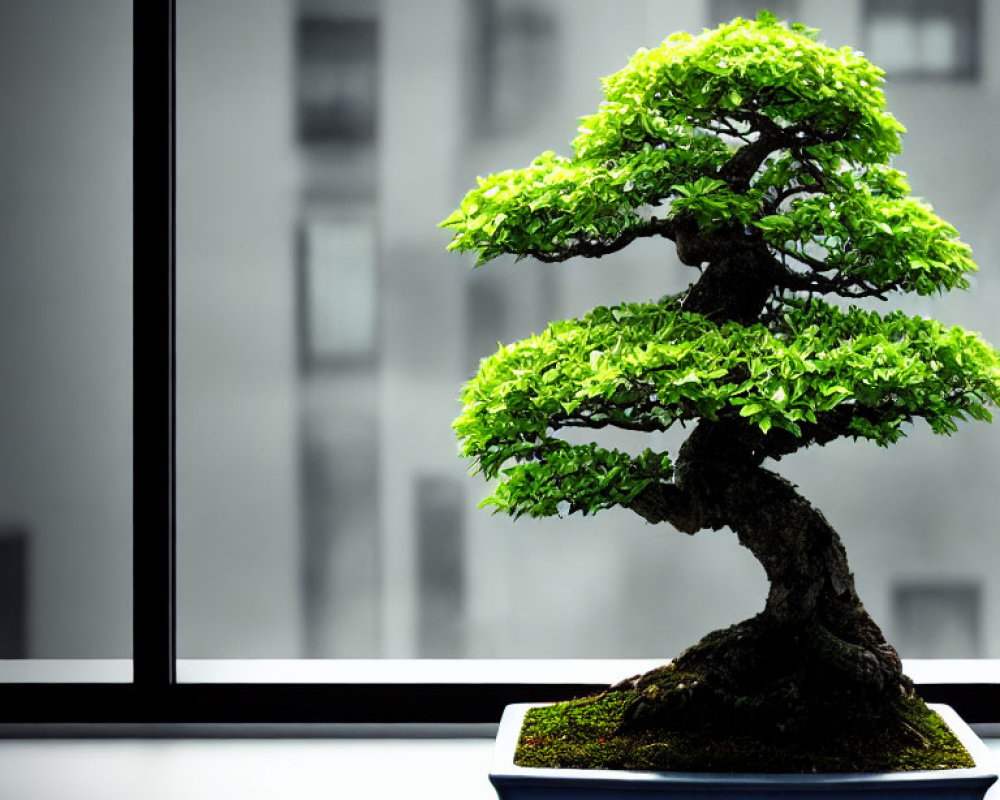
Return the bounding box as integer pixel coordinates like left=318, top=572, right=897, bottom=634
left=416, top=475, right=466, bottom=657
left=893, top=581, right=983, bottom=659
left=0, top=527, right=28, bottom=658
left=297, top=216, right=379, bottom=370
left=296, top=14, right=379, bottom=144
left=709, top=0, right=799, bottom=27
left=472, top=0, right=558, bottom=137
left=864, top=0, right=980, bottom=81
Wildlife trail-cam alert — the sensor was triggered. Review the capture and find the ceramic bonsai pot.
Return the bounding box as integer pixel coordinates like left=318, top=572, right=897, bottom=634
left=489, top=703, right=998, bottom=800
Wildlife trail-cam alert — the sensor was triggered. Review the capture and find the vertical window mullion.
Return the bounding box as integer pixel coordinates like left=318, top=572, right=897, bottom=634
left=133, top=0, right=177, bottom=689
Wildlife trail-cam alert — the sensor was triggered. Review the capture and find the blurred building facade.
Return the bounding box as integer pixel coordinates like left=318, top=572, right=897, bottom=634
left=189, top=0, right=997, bottom=661
left=3, top=0, right=999, bottom=663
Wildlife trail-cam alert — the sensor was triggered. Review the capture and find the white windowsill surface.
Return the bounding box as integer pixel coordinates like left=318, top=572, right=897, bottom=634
left=0, top=732, right=996, bottom=800
left=3, top=658, right=995, bottom=684
left=174, top=658, right=1000, bottom=685
left=0, top=738, right=499, bottom=800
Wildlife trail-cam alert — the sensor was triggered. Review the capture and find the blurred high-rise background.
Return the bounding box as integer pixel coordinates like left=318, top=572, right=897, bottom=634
left=1, top=0, right=998, bottom=666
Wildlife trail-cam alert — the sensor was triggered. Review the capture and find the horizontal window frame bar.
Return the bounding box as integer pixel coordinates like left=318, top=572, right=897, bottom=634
left=1, top=680, right=999, bottom=725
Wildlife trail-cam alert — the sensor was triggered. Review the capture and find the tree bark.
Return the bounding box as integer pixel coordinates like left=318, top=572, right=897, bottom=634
left=619, top=426, right=913, bottom=735
left=616, top=251, right=914, bottom=737
left=672, top=419, right=907, bottom=693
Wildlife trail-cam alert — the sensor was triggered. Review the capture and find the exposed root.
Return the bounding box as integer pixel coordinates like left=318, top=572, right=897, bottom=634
left=618, top=614, right=914, bottom=741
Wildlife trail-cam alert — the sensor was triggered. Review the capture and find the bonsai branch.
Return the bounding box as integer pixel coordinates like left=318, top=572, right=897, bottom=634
left=719, top=129, right=788, bottom=191
left=770, top=252, right=895, bottom=300
left=628, top=481, right=720, bottom=533
left=762, top=182, right=817, bottom=215
left=524, top=218, right=677, bottom=263
left=747, top=404, right=911, bottom=461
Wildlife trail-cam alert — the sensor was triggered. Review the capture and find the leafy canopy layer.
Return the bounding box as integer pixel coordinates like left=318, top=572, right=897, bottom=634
left=456, top=296, right=1000, bottom=518
left=441, top=12, right=974, bottom=299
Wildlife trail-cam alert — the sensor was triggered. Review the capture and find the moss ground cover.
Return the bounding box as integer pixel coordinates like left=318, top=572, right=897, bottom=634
left=515, top=667, right=975, bottom=773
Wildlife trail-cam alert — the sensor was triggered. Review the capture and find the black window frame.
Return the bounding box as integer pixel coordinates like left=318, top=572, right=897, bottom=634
left=0, top=0, right=997, bottom=727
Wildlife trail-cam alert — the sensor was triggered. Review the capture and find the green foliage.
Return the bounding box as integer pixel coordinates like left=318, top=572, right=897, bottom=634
left=455, top=296, right=1000, bottom=517
left=753, top=162, right=975, bottom=296
left=576, top=13, right=903, bottom=166
left=440, top=12, right=973, bottom=299
left=445, top=12, right=1000, bottom=521
left=439, top=144, right=721, bottom=264
left=480, top=442, right=673, bottom=520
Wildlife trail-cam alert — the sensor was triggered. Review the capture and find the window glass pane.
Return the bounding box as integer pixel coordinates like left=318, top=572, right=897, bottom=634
left=869, top=16, right=918, bottom=75
left=177, top=0, right=1000, bottom=663
left=918, top=19, right=960, bottom=73
left=864, top=0, right=979, bottom=80
left=471, top=0, right=559, bottom=137
left=0, top=0, right=132, bottom=670
left=894, top=583, right=982, bottom=659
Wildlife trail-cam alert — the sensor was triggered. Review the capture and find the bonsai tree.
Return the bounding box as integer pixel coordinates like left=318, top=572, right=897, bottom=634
left=442, top=12, right=1000, bottom=768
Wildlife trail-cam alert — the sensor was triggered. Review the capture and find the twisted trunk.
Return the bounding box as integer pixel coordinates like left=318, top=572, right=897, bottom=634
left=621, top=419, right=912, bottom=736
left=617, top=250, right=913, bottom=737
left=676, top=422, right=888, bottom=645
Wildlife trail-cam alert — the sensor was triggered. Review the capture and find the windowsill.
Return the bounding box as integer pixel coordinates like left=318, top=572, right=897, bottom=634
left=1, top=658, right=997, bottom=686
left=174, top=658, right=1000, bottom=685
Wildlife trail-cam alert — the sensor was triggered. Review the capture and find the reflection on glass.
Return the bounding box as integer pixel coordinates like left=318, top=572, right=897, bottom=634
left=178, top=0, right=1000, bottom=661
